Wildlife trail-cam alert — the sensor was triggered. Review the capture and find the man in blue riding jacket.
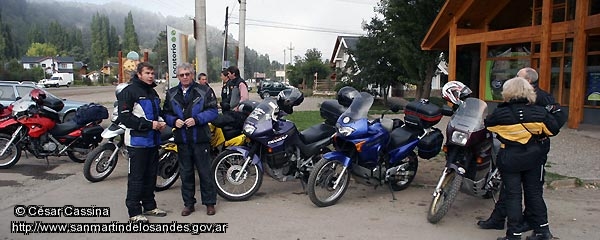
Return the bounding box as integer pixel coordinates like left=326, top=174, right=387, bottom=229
left=163, top=62, right=218, bottom=216
left=117, top=62, right=167, bottom=223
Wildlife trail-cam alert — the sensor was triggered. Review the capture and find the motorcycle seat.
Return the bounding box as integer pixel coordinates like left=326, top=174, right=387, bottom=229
left=160, top=127, right=173, bottom=143
left=49, top=121, right=81, bottom=137
left=299, top=123, right=336, bottom=144
left=389, top=127, right=420, bottom=149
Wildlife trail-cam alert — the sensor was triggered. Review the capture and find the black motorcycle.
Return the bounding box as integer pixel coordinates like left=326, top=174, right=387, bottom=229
left=210, top=89, right=345, bottom=201
left=426, top=82, right=502, bottom=223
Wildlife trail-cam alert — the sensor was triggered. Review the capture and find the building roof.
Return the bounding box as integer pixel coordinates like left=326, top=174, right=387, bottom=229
left=21, top=56, right=75, bottom=63
left=330, top=35, right=361, bottom=64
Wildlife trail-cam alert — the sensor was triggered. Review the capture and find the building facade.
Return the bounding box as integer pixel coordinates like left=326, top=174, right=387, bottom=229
left=422, top=0, right=600, bottom=128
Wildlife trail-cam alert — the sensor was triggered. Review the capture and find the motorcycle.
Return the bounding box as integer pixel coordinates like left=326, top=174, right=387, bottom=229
left=83, top=100, right=260, bottom=191
left=0, top=89, right=105, bottom=169
left=306, top=91, right=446, bottom=207
left=81, top=105, right=180, bottom=191
left=211, top=88, right=344, bottom=201
left=426, top=81, right=502, bottom=224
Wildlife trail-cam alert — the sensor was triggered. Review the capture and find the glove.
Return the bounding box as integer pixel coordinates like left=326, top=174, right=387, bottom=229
left=545, top=104, right=561, bottom=114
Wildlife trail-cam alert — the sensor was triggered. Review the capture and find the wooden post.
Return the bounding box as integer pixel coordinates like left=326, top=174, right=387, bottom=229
left=118, top=51, right=123, bottom=83
left=539, top=0, right=552, bottom=92
left=569, top=0, right=589, bottom=129
left=449, top=16, right=458, bottom=82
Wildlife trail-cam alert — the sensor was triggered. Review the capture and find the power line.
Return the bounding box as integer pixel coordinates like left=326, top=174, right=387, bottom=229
left=229, top=16, right=364, bottom=35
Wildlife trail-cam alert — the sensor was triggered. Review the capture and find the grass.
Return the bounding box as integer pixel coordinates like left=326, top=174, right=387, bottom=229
left=285, top=111, right=322, bottom=131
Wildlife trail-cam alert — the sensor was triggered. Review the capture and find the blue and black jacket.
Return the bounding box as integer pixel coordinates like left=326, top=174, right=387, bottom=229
left=117, top=76, right=163, bottom=148
left=163, top=82, right=218, bottom=144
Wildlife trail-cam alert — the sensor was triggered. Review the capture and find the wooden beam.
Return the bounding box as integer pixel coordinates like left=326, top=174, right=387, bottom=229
left=479, top=42, right=488, bottom=100
left=449, top=16, right=458, bottom=81
left=586, top=13, right=600, bottom=30
left=456, top=26, right=541, bottom=45
left=539, top=0, right=552, bottom=92
left=568, top=0, right=589, bottom=129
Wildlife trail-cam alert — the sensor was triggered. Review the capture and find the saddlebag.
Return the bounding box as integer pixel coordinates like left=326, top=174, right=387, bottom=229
left=320, top=100, right=345, bottom=125
left=417, top=128, right=443, bottom=159
left=73, top=103, right=109, bottom=125
left=80, top=125, right=104, bottom=145
left=404, top=99, right=442, bottom=129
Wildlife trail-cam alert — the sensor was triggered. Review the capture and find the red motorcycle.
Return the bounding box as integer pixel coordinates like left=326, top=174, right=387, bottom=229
left=0, top=89, right=105, bottom=169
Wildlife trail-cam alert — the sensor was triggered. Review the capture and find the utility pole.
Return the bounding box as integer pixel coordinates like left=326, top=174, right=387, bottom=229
left=287, top=42, right=294, bottom=65
left=195, top=0, right=208, bottom=74
left=222, top=7, right=229, bottom=70
left=238, top=0, right=246, bottom=78
left=283, top=49, right=286, bottom=82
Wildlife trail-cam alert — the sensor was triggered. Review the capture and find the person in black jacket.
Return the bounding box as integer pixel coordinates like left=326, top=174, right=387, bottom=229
left=485, top=77, right=560, bottom=240
left=212, top=66, right=249, bottom=134
left=163, top=63, right=219, bottom=216
left=117, top=62, right=167, bottom=223
left=478, top=68, right=567, bottom=235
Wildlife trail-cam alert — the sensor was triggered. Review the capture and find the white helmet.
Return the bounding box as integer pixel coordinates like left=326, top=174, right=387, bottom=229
left=442, top=81, right=472, bottom=104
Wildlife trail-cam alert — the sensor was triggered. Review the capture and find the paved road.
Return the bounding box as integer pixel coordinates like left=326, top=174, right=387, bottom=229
left=0, top=85, right=590, bottom=239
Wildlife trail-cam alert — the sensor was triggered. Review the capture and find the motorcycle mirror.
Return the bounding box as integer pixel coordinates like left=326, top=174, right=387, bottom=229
left=441, top=105, right=454, bottom=116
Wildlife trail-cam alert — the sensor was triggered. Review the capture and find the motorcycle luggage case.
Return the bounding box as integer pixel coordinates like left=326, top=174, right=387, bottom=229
left=42, top=94, right=65, bottom=112
left=417, top=128, right=443, bottom=159
left=404, top=100, right=442, bottom=128
left=320, top=100, right=345, bottom=125
left=80, top=125, right=104, bottom=144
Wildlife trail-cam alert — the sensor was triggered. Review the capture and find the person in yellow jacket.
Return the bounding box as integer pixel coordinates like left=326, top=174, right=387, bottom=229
left=484, top=77, right=560, bottom=240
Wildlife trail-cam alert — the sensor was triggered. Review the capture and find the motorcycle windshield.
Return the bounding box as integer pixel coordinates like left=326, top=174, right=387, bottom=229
left=245, top=98, right=278, bottom=134
left=336, top=92, right=373, bottom=137
left=11, top=98, right=31, bottom=115
left=449, top=98, right=487, bottom=133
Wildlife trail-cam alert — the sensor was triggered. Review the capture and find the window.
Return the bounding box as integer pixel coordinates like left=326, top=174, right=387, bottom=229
left=16, top=86, right=34, bottom=99
left=484, top=43, right=531, bottom=101
left=0, top=86, right=15, bottom=101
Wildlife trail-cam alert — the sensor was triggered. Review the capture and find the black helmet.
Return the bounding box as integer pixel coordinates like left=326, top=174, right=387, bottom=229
left=337, top=86, right=360, bottom=107
left=277, top=88, right=304, bottom=114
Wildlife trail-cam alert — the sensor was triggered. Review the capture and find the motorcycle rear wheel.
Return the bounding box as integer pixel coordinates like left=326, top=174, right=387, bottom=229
left=307, top=158, right=350, bottom=207
left=427, top=170, right=463, bottom=224
left=389, top=152, right=418, bottom=191
left=212, top=149, right=263, bottom=201
left=68, top=143, right=98, bottom=163
left=155, top=148, right=180, bottom=192
left=0, top=133, right=21, bottom=169
left=83, top=143, right=118, bottom=182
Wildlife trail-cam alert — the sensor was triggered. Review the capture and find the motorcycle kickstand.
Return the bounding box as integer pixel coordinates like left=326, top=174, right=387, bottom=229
left=387, top=182, right=397, bottom=201
left=45, top=157, right=50, bottom=167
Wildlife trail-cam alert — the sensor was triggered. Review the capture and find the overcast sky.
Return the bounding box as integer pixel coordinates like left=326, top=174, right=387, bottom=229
left=61, top=0, right=380, bottom=63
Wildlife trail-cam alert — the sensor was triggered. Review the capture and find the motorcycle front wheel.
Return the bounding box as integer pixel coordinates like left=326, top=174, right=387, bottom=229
left=83, top=143, right=118, bottom=182
left=212, top=149, right=263, bottom=201
left=427, top=170, right=463, bottom=224
left=307, top=158, right=350, bottom=207
left=0, top=133, right=21, bottom=169
left=155, top=148, right=180, bottom=192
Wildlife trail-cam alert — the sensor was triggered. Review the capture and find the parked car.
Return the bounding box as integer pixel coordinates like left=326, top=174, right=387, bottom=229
left=257, top=80, right=293, bottom=99
left=0, top=81, right=89, bottom=123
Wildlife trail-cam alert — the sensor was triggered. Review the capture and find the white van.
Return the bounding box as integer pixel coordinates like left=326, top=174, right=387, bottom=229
left=45, top=73, right=73, bottom=88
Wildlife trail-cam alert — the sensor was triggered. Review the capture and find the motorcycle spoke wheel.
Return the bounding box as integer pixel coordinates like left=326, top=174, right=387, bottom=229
left=389, top=153, right=418, bottom=191
left=0, top=133, right=21, bottom=169
left=212, top=150, right=262, bottom=201
left=427, top=170, right=463, bottom=224
left=83, top=144, right=118, bottom=182
left=307, top=158, right=350, bottom=207
left=155, top=149, right=179, bottom=192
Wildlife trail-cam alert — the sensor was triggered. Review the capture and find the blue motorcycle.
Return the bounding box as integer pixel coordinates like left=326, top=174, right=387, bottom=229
left=307, top=91, right=444, bottom=207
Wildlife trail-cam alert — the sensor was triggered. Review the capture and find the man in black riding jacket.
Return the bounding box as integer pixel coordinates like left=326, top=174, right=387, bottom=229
left=478, top=68, right=566, bottom=240
left=212, top=66, right=249, bottom=131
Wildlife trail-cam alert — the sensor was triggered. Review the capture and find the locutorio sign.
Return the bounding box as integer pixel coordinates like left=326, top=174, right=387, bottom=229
left=166, top=26, right=189, bottom=89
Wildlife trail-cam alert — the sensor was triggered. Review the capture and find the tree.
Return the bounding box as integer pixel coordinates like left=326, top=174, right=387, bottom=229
left=287, top=48, right=330, bottom=88
left=123, top=11, right=140, bottom=54
left=151, top=30, right=167, bottom=78
left=0, top=13, right=17, bottom=60
left=352, top=0, right=444, bottom=99
left=26, top=42, right=58, bottom=57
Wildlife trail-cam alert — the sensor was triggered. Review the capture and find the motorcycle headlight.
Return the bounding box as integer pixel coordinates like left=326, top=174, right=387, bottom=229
left=451, top=131, right=469, bottom=146
left=243, top=124, right=256, bottom=135
left=337, top=126, right=355, bottom=137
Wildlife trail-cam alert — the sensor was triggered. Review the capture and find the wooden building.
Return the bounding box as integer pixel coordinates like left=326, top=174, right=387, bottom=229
left=421, top=0, right=600, bottom=129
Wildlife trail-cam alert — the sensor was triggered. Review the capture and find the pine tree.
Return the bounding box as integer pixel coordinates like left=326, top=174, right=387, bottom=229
left=123, top=11, right=139, bottom=54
